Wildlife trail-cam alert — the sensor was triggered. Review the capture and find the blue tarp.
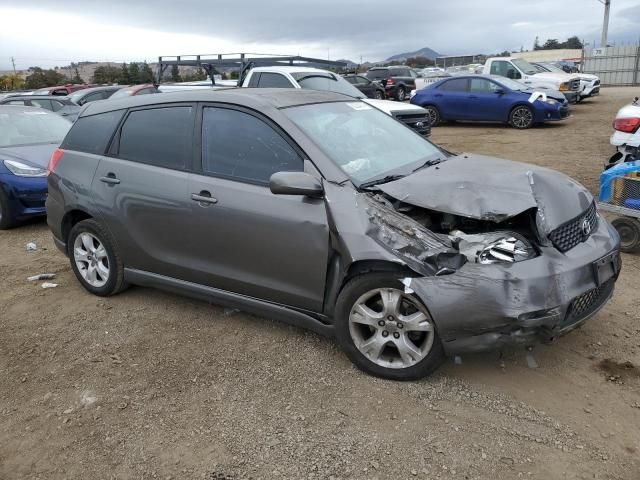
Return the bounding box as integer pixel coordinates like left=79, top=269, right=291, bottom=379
left=599, top=160, right=640, bottom=210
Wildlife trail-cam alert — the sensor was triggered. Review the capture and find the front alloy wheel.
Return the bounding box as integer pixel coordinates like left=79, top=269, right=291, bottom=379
left=509, top=106, right=534, bottom=129
left=74, top=232, right=110, bottom=288
left=335, top=273, right=445, bottom=380
left=349, top=288, right=434, bottom=369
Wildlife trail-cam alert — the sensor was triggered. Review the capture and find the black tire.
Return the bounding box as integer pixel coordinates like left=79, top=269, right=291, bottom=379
left=612, top=217, right=640, bottom=253
left=0, top=186, right=17, bottom=230
left=424, top=105, right=441, bottom=126
left=374, top=89, right=384, bottom=100
left=334, top=272, right=445, bottom=380
left=395, top=86, right=406, bottom=102
left=509, top=105, right=534, bottom=129
left=67, top=219, right=128, bottom=296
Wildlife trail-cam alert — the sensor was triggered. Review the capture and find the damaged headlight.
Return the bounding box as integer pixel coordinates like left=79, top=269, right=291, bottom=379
left=451, top=231, right=537, bottom=265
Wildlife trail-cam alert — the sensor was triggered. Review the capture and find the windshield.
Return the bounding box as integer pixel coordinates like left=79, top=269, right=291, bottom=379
left=512, top=58, right=539, bottom=75
left=292, top=72, right=363, bottom=98
left=0, top=109, right=71, bottom=147
left=285, top=102, right=444, bottom=185
left=110, top=87, right=134, bottom=99
left=539, top=63, right=566, bottom=74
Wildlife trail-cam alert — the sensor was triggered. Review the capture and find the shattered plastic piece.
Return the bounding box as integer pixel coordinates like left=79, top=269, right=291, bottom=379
left=454, top=355, right=462, bottom=365
left=527, top=91, right=548, bottom=104
left=41, top=282, right=58, bottom=289
left=223, top=308, right=240, bottom=317
left=28, top=273, right=56, bottom=281
left=401, top=277, right=414, bottom=294
left=526, top=351, right=539, bottom=369
left=26, top=242, right=37, bottom=251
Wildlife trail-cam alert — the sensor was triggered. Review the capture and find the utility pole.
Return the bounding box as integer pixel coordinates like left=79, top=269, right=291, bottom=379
left=600, top=0, right=611, bottom=48
left=11, top=56, right=16, bottom=74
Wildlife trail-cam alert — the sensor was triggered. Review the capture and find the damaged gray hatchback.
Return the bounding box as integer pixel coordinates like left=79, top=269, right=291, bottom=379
left=46, top=89, right=621, bottom=380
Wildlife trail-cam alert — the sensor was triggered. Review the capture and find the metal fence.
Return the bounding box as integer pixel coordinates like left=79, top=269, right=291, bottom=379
left=582, top=45, right=640, bottom=86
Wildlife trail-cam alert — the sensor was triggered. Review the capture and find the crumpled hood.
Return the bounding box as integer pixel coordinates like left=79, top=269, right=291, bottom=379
left=377, top=153, right=593, bottom=234
left=0, top=143, right=59, bottom=169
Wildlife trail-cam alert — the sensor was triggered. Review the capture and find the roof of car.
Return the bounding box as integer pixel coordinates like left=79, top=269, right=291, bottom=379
left=73, top=86, right=122, bottom=94
left=0, top=95, right=72, bottom=102
left=249, top=66, right=334, bottom=74
left=81, top=88, right=354, bottom=117
left=0, top=104, right=52, bottom=113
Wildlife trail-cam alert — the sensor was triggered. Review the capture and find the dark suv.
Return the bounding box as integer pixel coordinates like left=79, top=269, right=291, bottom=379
left=47, top=89, right=620, bottom=380
left=365, top=67, right=417, bottom=101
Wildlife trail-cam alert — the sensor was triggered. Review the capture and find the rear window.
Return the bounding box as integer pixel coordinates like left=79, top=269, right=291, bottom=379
left=117, top=106, right=193, bottom=169
left=256, top=73, right=293, bottom=88
left=60, top=110, right=124, bottom=154
left=365, top=69, right=389, bottom=81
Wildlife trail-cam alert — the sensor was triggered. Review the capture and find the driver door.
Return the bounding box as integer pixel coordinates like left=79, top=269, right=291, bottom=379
left=186, top=104, right=330, bottom=311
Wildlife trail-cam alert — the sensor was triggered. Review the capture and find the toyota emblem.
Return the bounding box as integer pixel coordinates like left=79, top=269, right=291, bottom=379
left=581, top=217, right=592, bottom=237
left=415, top=121, right=425, bottom=128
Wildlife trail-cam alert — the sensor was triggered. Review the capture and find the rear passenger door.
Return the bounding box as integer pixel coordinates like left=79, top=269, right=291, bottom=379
left=186, top=104, right=329, bottom=311
left=91, top=104, right=198, bottom=279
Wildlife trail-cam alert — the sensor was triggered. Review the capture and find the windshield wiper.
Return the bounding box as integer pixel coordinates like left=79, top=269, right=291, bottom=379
left=359, top=174, right=407, bottom=189
left=412, top=157, right=445, bottom=173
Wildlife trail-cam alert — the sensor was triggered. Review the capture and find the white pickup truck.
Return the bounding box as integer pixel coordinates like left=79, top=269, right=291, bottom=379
left=238, top=66, right=432, bottom=136
left=482, top=57, right=581, bottom=103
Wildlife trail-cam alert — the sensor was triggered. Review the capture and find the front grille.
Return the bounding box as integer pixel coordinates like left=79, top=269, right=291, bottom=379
left=559, top=106, right=570, bottom=118
left=548, top=202, right=598, bottom=252
left=564, top=279, right=615, bottom=326
left=394, top=112, right=431, bottom=136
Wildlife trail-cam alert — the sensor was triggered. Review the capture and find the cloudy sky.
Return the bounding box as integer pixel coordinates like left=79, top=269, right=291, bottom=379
left=0, top=0, right=639, bottom=70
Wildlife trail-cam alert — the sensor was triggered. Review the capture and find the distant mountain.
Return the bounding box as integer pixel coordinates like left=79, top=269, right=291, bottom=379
left=385, top=47, right=442, bottom=62
left=336, top=59, right=359, bottom=69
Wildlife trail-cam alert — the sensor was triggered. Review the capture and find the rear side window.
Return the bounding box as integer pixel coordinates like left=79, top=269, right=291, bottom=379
left=365, top=70, right=388, bottom=81
left=61, top=109, right=124, bottom=154
left=201, top=107, right=302, bottom=184
left=256, top=73, right=293, bottom=88
left=438, top=78, right=469, bottom=92
left=118, top=106, right=193, bottom=169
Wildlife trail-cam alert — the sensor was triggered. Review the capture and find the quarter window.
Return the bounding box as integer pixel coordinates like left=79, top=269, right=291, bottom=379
left=256, top=73, right=293, bottom=88
left=201, top=107, right=302, bottom=184
left=61, top=109, right=125, bottom=154
left=118, top=106, right=192, bottom=169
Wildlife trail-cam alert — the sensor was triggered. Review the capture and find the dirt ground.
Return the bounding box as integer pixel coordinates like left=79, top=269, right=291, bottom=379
left=1, top=87, right=640, bottom=480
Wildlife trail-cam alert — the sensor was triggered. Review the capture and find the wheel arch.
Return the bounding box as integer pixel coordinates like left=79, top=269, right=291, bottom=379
left=61, top=208, right=94, bottom=246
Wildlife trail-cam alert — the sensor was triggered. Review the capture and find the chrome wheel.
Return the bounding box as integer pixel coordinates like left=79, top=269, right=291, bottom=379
left=425, top=106, right=439, bottom=126
left=511, top=106, right=533, bottom=128
left=396, top=88, right=406, bottom=101
left=374, top=90, right=384, bottom=100
left=348, top=288, right=434, bottom=369
left=73, top=232, right=110, bottom=288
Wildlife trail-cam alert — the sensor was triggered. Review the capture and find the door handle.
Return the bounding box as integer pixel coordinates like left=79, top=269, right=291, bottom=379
left=191, top=191, right=218, bottom=205
left=100, top=174, right=120, bottom=185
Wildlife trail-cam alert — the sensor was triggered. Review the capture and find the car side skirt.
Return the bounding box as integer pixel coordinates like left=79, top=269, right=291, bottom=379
left=123, top=268, right=335, bottom=338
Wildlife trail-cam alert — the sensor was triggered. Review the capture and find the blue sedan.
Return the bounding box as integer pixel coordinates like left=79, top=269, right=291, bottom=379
left=0, top=106, right=71, bottom=228
left=410, top=75, right=569, bottom=129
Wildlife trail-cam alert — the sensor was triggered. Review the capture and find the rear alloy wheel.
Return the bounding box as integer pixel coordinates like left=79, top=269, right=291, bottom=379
left=612, top=217, right=640, bottom=253
left=424, top=105, right=441, bottom=126
left=509, top=105, right=534, bottom=129
left=68, top=219, right=128, bottom=296
left=374, top=90, right=384, bottom=100
left=335, top=273, right=445, bottom=380
left=396, top=87, right=406, bottom=101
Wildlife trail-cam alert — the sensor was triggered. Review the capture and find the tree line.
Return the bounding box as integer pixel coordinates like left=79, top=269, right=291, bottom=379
left=534, top=36, right=583, bottom=50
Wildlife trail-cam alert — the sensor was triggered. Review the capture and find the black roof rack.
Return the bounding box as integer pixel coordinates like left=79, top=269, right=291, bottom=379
left=157, top=53, right=347, bottom=86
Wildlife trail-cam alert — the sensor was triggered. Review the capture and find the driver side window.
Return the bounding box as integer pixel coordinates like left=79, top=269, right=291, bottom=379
left=201, top=107, right=303, bottom=185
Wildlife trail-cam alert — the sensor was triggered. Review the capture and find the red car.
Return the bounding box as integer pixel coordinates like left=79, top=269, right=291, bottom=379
left=33, top=84, right=94, bottom=96
left=110, top=84, right=159, bottom=99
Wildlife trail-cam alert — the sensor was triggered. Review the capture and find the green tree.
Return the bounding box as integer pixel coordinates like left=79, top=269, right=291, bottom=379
left=542, top=38, right=561, bottom=50
left=140, top=61, right=154, bottom=83
left=70, top=67, right=83, bottom=84
left=120, top=63, right=130, bottom=84
left=170, top=64, right=182, bottom=82
left=92, top=65, right=121, bottom=84
left=562, top=36, right=583, bottom=49
left=128, top=62, right=140, bottom=84
left=25, top=67, right=65, bottom=89
left=0, top=73, right=25, bottom=90
left=533, top=36, right=541, bottom=50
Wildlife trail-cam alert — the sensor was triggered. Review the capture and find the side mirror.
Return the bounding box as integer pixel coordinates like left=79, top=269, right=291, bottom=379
left=493, top=88, right=505, bottom=95
left=270, top=171, right=324, bottom=198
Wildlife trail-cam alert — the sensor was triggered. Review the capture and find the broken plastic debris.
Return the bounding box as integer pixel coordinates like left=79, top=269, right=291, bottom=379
left=526, top=352, right=539, bottom=369
left=401, top=277, right=414, bottom=294
left=223, top=308, right=240, bottom=317
left=26, top=242, right=37, bottom=251
left=28, top=273, right=56, bottom=281
left=454, top=355, right=462, bottom=365
left=527, top=91, right=548, bottom=104
left=41, top=282, right=58, bottom=289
